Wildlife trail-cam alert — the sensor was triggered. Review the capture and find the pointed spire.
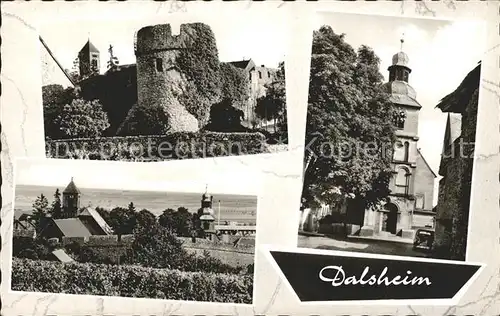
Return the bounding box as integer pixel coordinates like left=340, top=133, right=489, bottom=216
left=400, top=33, right=405, bottom=52
left=205, top=184, right=208, bottom=194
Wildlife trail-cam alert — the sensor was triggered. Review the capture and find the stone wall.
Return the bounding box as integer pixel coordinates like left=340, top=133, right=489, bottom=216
left=434, top=88, right=478, bottom=260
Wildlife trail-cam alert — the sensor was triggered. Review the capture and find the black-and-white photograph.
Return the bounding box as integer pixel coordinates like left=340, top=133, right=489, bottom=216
left=11, top=159, right=258, bottom=304
left=41, top=16, right=288, bottom=161
left=299, top=12, right=485, bottom=262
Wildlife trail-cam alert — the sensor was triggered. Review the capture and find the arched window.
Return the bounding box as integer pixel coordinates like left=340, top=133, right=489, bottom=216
left=395, top=168, right=409, bottom=195
left=403, top=142, right=409, bottom=162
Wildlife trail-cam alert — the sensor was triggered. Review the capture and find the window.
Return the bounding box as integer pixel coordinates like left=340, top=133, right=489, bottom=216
left=403, top=142, right=409, bottom=162
left=156, top=58, right=163, bottom=72
left=395, top=168, right=409, bottom=195
left=267, top=71, right=270, bottom=78
left=394, top=141, right=404, bottom=161
left=91, top=59, right=98, bottom=71
left=389, top=71, right=396, bottom=82
left=258, top=71, right=262, bottom=79
left=416, top=195, right=425, bottom=209
left=403, top=70, right=409, bottom=82
left=394, top=109, right=406, bottom=129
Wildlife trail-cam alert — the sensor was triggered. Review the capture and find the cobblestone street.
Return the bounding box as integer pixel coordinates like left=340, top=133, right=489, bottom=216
left=297, top=234, right=432, bottom=258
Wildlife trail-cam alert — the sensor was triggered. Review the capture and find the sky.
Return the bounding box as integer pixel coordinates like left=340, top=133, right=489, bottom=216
left=14, top=158, right=261, bottom=197
left=316, top=12, right=486, bottom=205
left=39, top=12, right=288, bottom=75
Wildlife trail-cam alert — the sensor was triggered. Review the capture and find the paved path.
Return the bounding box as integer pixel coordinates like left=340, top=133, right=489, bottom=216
left=297, top=235, right=431, bottom=258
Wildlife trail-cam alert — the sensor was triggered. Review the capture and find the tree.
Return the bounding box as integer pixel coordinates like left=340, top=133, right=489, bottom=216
left=42, top=85, right=79, bottom=139
left=108, top=207, right=136, bottom=241
left=126, top=222, right=187, bottom=269
left=135, top=209, right=156, bottom=229
left=173, top=207, right=193, bottom=237
left=158, top=208, right=176, bottom=231
left=204, top=98, right=248, bottom=132
left=31, top=194, right=50, bottom=233
left=55, top=98, right=110, bottom=139
left=303, top=26, right=396, bottom=211
left=255, top=62, right=286, bottom=133
left=50, top=189, right=62, bottom=219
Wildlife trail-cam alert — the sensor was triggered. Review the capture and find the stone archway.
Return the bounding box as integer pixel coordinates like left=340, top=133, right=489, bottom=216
left=382, top=203, right=399, bottom=234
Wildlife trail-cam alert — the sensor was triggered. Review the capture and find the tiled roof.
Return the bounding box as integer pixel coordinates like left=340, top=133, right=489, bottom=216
left=63, top=178, right=81, bottom=194
left=228, top=60, right=252, bottom=70
left=53, top=218, right=92, bottom=238
left=436, top=62, right=481, bottom=113
left=80, top=40, right=100, bottom=53
left=79, top=207, right=113, bottom=234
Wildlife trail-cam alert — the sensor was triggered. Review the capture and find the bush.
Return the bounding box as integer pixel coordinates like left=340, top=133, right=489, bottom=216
left=12, top=236, right=53, bottom=261
left=11, top=258, right=252, bottom=303
left=53, top=99, right=110, bottom=139
left=46, top=132, right=268, bottom=161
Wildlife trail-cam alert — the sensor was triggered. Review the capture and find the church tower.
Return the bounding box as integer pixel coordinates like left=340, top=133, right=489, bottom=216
left=78, top=39, right=100, bottom=78
left=199, top=185, right=216, bottom=237
left=379, top=37, right=423, bottom=235
left=62, top=177, right=81, bottom=218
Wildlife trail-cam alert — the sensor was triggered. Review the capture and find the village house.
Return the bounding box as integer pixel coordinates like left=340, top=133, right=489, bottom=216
left=228, top=59, right=278, bottom=125
left=433, top=62, right=480, bottom=260
left=38, top=178, right=114, bottom=241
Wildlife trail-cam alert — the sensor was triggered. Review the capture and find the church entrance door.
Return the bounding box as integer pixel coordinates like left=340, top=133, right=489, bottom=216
left=382, top=203, right=398, bottom=234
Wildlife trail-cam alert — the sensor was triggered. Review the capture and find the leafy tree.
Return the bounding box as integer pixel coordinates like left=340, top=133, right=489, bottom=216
left=174, top=207, right=193, bottom=237
left=126, top=222, right=187, bottom=269
left=55, top=98, right=110, bottom=139
left=135, top=209, right=157, bottom=229
left=158, top=208, right=176, bottom=231
left=12, top=237, right=52, bottom=260
left=42, top=85, right=79, bottom=139
left=116, top=104, right=171, bottom=136
left=255, top=62, right=286, bottom=133
left=31, top=194, right=50, bottom=233
left=303, top=26, right=396, bottom=211
left=50, top=189, right=62, bottom=219
left=127, top=202, right=136, bottom=213
left=204, top=98, right=248, bottom=132
left=108, top=207, right=136, bottom=241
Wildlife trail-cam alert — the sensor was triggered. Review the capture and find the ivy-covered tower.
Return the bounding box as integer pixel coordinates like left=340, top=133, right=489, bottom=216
left=62, top=177, right=81, bottom=218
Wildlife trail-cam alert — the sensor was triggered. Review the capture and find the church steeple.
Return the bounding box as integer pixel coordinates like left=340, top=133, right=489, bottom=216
left=388, top=35, right=411, bottom=83
left=78, top=37, right=100, bottom=78
left=62, top=177, right=81, bottom=218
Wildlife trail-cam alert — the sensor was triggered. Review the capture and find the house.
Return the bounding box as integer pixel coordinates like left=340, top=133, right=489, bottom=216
left=39, top=178, right=114, bottom=241
left=228, top=58, right=278, bottom=125
left=433, top=62, right=480, bottom=260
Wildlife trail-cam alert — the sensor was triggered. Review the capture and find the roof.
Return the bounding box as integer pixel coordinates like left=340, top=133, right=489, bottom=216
left=228, top=60, right=252, bottom=69
left=52, top=249, right=74, bottom=263
left=382, top=81, right=421, bottom=108
left=416, top=148, right=437, bottom=178
left=436, top=62, right=481, bottom=113
left=63, top=178, right=81, bottom=194
left=53, top=218, right=92, bottom=238
left=80, top=40, right=100, bottom=54
left=391, top=51, right=410, bottom=67
left=78, top=207, right=113, bottom=234
left=39, top=36, right=75, bottom=87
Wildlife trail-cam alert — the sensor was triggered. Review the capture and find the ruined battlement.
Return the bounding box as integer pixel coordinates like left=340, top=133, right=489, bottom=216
left=135, top=23, right=214, bottom=56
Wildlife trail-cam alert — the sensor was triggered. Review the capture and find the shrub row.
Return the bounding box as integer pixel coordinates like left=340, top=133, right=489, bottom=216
left=12, top=258, right=253, bottom=304
left=46, top=132, right=268, bottom=161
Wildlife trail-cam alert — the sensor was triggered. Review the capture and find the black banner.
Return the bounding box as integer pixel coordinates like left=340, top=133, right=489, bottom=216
left=270, top=251, right=482, bottom=301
